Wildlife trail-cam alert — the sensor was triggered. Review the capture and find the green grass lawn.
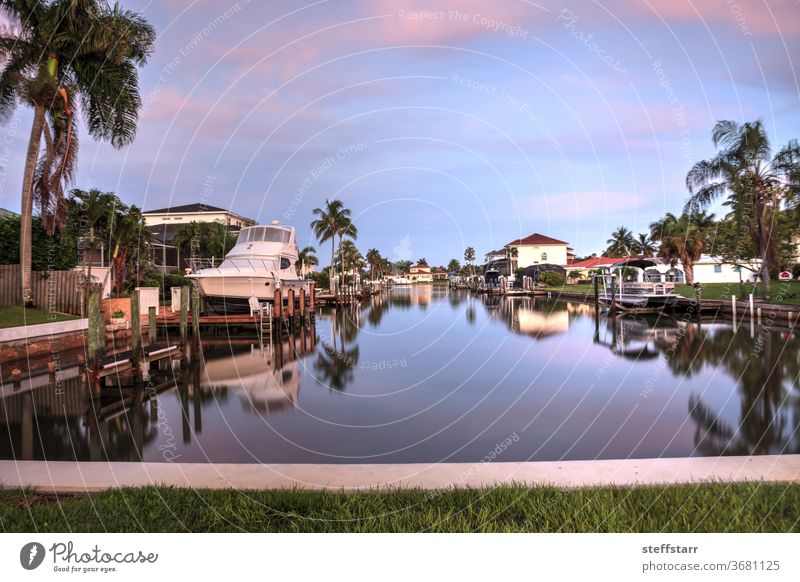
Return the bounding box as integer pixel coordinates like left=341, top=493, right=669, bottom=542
left=542, top=281, right=800, bottom=305
left=0, top=306, right=79, bottom=329
left=1, top=483, right=797, bottom=532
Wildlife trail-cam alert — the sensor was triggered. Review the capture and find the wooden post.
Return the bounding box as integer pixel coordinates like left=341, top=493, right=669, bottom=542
left=130, top=290, right=142, bottom=359
left=191, top=286, right=201, bottom=338
left=694, top=285, right=702, bottom=321
left=273, top=288, right=282, bottom=335
left=731, top=295, right=737, bottom=319
left=748, top=293, right=754, bottom=318
left=593, top=275, right=599, bottom=310
left=148, top=306, right=157, bottom=343
left=180, top=285, right=189, bottom=339
left=287, top=288, right=295, bottom=319
left=610, top=275, right=617, bottom=312
left=299, top=288, right=306, bottom=323
left=310, top=283, right=316, bottom=315
left=87, top=290, right=105, bottom=367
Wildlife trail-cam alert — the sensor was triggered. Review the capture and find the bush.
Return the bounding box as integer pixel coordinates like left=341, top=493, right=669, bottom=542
left=138, top=270, right=190, bottom=301
left=540, top=271, right=566, bottom=287
left=309, top=270, right=329, bottom=291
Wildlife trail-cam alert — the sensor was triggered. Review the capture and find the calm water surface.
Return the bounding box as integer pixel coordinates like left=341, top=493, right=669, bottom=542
left=2, top=285, right=798, bottom=463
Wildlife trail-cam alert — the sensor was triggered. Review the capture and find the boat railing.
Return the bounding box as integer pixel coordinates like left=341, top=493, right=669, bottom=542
left=187, top=257, right=221, bottom=271
left=620, top=281, right=675, bottom=295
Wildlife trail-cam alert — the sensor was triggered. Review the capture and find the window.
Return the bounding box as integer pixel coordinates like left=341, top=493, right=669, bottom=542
left=280, top=257, right=291, bottom=269
left=541, top=252, right=547, bottom=261
left=713, top=264, right=722, bottom=273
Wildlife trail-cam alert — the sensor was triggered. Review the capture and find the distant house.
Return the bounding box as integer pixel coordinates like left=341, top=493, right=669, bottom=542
left=408, top=264, right=433, bottom=283
left=568, top=256, right=623, bottom=279
left=0, top=207, right=20, bottom=219
left=505, top=233, right=572, bottom=269
left=691, top=255, right=761, bottom=284
left=142, top=203, right=255, bottom=273
left=431, top=267, right=448, bottom=281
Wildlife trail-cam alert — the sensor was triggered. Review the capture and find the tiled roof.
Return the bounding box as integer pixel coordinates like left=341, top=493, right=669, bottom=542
left=506, top=233, right=569, bottom=246
left=569, top=256, right=624, bottom=268
left=144, top=203, right=231, bottom=214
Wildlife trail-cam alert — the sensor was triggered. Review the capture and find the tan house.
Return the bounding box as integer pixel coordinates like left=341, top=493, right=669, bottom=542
left=143, top=203, right=255, bottom=273
left=408, top=264, right=433, bottom=283
left=506, top=233, right=573, bottom=269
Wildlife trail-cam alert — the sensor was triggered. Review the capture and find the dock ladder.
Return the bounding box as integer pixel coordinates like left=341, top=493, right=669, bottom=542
left=256, top=302, right=274, bottom=349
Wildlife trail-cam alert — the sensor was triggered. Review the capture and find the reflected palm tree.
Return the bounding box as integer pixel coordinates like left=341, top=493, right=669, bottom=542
left=313, top=343, right=360, bottom=391
left=686, top=328, right=800, bottom=455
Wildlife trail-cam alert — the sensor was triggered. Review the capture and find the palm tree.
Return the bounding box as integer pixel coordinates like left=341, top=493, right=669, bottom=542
left=70, top=188, right=120, bottom=289
left=506, top=246, right=519, bottom=273
left=296, top=246, right=318, bottom=278
left=365, top=248, right=383, bottom=280
left=336, top=214, right=357, bottom=285
left=606, top=226, right=635, bottom=257
left=104, top=204, right=153, bottom=295
left=650, top=213, right=705, bottom=284
left=311, top=199, right=347, bottom=293
left=633, top=233, right=656, bottom=258
left=416, top=257, right=428, bottom=266
left=464, top=247, right=476, bottom=276
left=0, top=0, right=156, bottom=307
left=447, top=258, right=461, bottom=273
left=685, top=120, right=800, bottom=290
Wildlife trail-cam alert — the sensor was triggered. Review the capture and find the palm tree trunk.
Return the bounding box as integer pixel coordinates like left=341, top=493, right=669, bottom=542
left=20, top=106, right=45, bottom=308
left=329, top=238, right=335, bottom=294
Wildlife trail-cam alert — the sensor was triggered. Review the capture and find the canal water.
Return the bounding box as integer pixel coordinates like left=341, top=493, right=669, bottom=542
left=1, top=284, right=798, bottom=463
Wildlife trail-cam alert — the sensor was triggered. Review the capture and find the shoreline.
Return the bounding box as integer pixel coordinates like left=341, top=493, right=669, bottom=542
left=2, top=455, right=798, bottom=493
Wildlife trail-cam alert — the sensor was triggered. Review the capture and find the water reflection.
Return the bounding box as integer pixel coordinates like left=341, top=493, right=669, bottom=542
left=1, top=285, right=798, bottom=463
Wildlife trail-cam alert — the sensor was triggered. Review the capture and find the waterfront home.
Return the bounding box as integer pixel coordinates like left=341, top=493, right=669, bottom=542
left=505, top=233, right=574, bottom=270
left=567, top=256, right=624, bottom=280
left=408, top=263, right=433, bottom=283
left=691, top=255, right=761, bottom=284
left=143, top=203, right=256, bottom=273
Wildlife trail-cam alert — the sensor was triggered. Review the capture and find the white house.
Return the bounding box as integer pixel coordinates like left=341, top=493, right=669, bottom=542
left=691, top=255, right=761, bottom=284
left=506, top=233, right=574, bottom=269
left=143, top=203, right=255, bottom=273
left=142, top=203, right=253, bottom=228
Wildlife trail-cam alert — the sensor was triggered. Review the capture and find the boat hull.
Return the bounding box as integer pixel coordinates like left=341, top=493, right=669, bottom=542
left=188, top=272, right=312, bottom=314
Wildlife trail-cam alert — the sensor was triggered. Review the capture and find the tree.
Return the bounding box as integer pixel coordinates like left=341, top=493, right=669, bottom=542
left=633, top=233, right=656, bottom=258
left=0, top=0, right=156, bottom=306
left=506, top=246, right=519, bottom=273
left=70, top=188, right=120, bottom=289
left=416, top=257, right=428, bottom=266
left=311, top=199, right=350, bottom=293
left=393, top=260, right=411, bottom=274
left=464, top=247, right=476, bottom=276
left=365, top=248, right=383, bottom=280
left=446, top=258, right=461, bottom=273
left=685, top=120, right=800, bottom=290
left=297, top=246, right=318, bottom=278
left=605, top=226, right=635, bottom=257
left=104, top=204, right=153, bottom=295
left=650, top=213, right=705, bottom=284
left=173, top=221, right=236, bottom=263
left=336, top=214, right=357, bottom=284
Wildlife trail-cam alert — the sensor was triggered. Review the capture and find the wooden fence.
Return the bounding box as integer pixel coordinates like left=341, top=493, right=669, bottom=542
left=0, top=264, right=98, bottom=315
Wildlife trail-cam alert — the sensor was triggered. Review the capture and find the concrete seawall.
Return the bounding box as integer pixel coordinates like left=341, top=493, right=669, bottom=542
left=2, top=455, right=798, bottom=493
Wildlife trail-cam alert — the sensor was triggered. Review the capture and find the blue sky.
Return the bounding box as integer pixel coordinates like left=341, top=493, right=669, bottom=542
left=1, top=0, right=798, bottom=264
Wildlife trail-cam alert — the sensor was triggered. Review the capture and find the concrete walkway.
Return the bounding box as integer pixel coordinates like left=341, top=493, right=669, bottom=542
left=1, top=455, right=798, bottom=493
left=0, top=318, right=87, bottom=343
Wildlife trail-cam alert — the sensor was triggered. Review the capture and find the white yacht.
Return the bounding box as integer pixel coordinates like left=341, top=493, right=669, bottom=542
left=186, top=221, right=313, bottom=314
left=596, top=258, right=684, bottom=311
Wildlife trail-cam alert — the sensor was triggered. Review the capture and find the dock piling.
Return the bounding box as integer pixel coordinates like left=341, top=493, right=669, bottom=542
left=148, top=306, right=157, bottom=343
left=130, top=290, right=142, bottom=359
left=191, top=286, right=201, bottom=339
left=180, top=285, right=189, bottom=339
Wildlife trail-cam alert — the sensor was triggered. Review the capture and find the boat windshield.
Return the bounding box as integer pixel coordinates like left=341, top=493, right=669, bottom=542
left=218, top=258, right=280, bottom=271
left=239, top=226, right=291, bottom=244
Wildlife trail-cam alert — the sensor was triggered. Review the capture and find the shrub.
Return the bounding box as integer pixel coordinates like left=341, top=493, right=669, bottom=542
left=540, top=271, right=566, bottom=287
